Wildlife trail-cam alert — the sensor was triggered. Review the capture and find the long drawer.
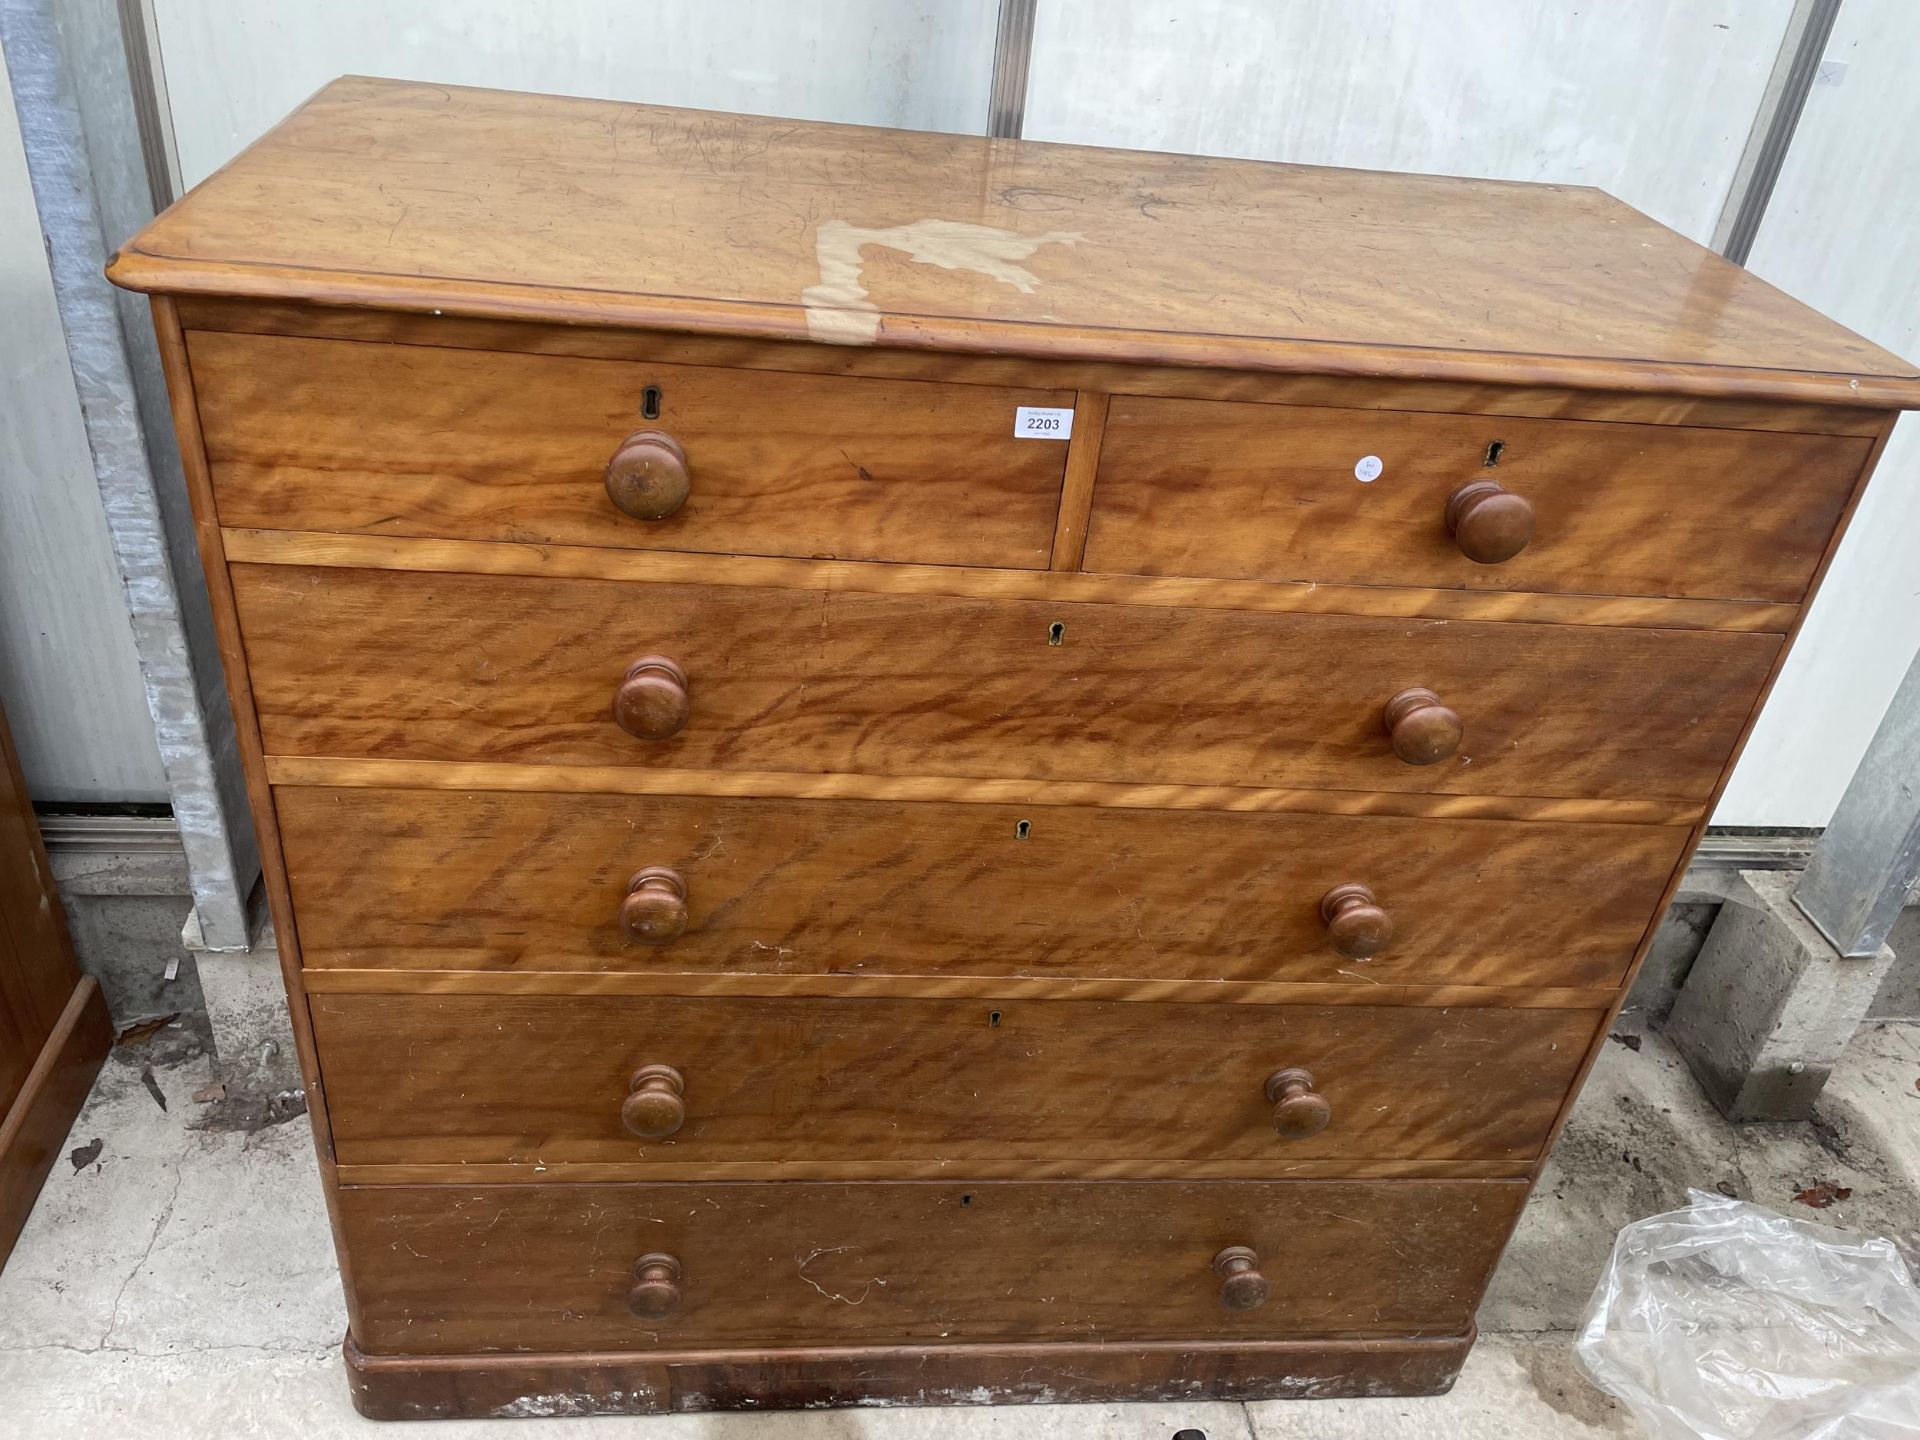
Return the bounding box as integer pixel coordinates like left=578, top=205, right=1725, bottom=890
left=189, top=330, right=1072, bottom=569
left=338, top=1178, right=1526, bottom=1352
left=312, top=992, right=1594, bottom=1170
left=1084, top=396, right=1868, bottom=601
left=279, top=786, right=1685, bottom=988
left=233, top=565, right=1777, bottom=801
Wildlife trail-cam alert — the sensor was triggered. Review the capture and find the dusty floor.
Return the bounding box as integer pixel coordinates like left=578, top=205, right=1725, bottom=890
left=3, top=1018, right=1917, bottom=1438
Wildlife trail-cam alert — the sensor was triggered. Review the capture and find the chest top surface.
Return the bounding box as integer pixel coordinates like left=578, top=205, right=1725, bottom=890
left=110, top=75, right=1918, bottom=406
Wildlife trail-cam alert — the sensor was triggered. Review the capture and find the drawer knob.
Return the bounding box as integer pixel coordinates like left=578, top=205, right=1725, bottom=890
left=1382, top=687, right=1462, bottom=766
left=1446, top=479, right=1534, bottom=564
left=1213, top=1246, right=1270, bottom=1311
left=606, top=431, right=691, bottom=520
left=1265, top=1067, right=1332, bottom=1139
left=621, top=1063, right=687, bottom=1139
left=627, top=1252, right=683, bottom=1318
left=1320, top=882, right=1393, bottom=958
left=614, top=655, right=691, bottom=740
left=622, top=867, right=689, bottom=944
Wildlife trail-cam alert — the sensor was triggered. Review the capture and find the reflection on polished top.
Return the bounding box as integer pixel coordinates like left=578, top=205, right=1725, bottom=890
left=109, top=75, right=1920, bottom=403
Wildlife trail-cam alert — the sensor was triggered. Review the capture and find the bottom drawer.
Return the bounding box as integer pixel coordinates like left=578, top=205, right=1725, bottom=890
left=339, top=1179, right=1525, bottom=1354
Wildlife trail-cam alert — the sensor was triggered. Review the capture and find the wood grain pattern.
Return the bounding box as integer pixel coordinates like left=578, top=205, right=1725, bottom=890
left=1049, top=392, right=1108, bottom=570
left=1086, top=397, right=1869, bottom=603
left=231, top=563, right=1779, bottom=802
left=263, top=759, right=1705, bottom=833
left=299, top=971, right=1620, bottom=1013
left=295, top=967, right=1619, bottom=1011
left=189, top=331, right=1070, bottom=570
left=263, top=756, right=1705, bottom=826
left=311, top=992, right=1593, bottom=1169
left=222, top=527, right=1800, bottom=635
left=170, top=298, right=1897, bottom=438
left=344, top=1330, right=1475, bottom=1418
left=335, top=1178, right=1527, bottom=1353
left=333, top=1157, right=1529, bottom=1185
left=276, top=786, right=1684, bottom=988
left=107, top=79, right=1920, bottom=406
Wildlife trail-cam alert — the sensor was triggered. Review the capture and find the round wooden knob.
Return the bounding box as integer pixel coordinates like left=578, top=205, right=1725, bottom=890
left=606, top=431, right=690, bottom=520
left=1446, top=479, right=1534, bottom=564
left=1213, top=1246, right=1270, bottom=1311
left=1320, top=882, right=1392, bottom=958
left=1382, top=687, right=1462, bottom=766
left=621, top=1063, right=686, bottom=1139
left=627, top=1253, right=683, bottom=1318
left=1265, top=1067, right=1332, bottom=1140
left=614, top=656, right=690, bottom=740
left=621, top=867, right=689, bottom=945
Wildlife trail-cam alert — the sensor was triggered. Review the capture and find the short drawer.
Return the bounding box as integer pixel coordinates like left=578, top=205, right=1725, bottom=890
left=338, top=1178, right=1526, bottom=1353
left=188, top=330, right=1071, bottom=568
left=312, top=992, right=1594, bottom=1170
left=280, top=787, right=1685, bottom=989
left=234, top=565, right=1778, bottom=802
left=1084, top=396, right=1869, bottom=602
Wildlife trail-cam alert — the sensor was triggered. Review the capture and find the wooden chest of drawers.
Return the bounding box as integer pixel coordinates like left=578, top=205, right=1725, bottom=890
left=110, top=77, right=1920, bottom=1420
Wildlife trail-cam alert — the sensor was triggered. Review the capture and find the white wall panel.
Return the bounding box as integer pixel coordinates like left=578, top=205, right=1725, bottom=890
left=1025, top=0, right=1793, bottom=241
left=153, top=0, right=997, bottom=188
left=0, top=45, right=168, bottom=802
left=1715, top=0, right=1920, bottom=827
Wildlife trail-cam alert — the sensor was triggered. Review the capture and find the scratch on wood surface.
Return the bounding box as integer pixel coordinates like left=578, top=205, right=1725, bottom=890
left=795, top=1244, right=886, bottom=1305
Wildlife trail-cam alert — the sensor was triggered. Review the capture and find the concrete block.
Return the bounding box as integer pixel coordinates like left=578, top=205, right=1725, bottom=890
left=188, top=922, right=300, bottom=1096
left=1621, top=900, right=1715, bottom=1019
left=49, top=848, right=210, bottom=1059
left=1665, top=870, right=1897, bottom=1122
left=1870, top=904, right=1920, bottom=1020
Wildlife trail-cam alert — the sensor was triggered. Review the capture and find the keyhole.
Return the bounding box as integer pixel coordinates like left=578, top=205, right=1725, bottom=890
left=1483, top=439, right=1506, bottom=467
left=988, top=1011, right=1002, bottom=1027
left=1047, top=621, right=1065, bottom=646
left=641, top=385, right=663, bottom=420
left=1015, top=819, right=1031, bottom=840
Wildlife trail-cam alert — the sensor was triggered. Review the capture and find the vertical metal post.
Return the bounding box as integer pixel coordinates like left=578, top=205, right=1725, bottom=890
left=115, top=0, right=180, bottom=208
left=1793, top=644, right=1920, bottom=956
left=1, top=0, right=256, bottom=950
left=986, top=0, right=1036, bottom=139
left=1714, top=0, right=1843, bottom=264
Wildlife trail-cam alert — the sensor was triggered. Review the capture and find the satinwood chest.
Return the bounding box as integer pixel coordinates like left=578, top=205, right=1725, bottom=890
left=110, top=76, right=1920, bottom=1419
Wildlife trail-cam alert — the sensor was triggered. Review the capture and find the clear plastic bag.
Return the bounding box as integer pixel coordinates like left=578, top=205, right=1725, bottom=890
left=1576, top=1189, right=1920, bottom=1440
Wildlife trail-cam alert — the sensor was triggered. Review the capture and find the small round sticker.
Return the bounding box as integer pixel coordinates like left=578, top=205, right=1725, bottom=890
left=1354, top=455, right=1384, bottom=483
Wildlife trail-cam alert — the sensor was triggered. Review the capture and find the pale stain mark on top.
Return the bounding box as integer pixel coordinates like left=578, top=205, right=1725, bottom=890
left=801, top=219, right=1081, bottom=345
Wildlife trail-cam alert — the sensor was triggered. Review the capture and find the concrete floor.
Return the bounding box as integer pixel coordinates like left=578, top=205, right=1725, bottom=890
left=4, top=1018, right=1918, bottom=1438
